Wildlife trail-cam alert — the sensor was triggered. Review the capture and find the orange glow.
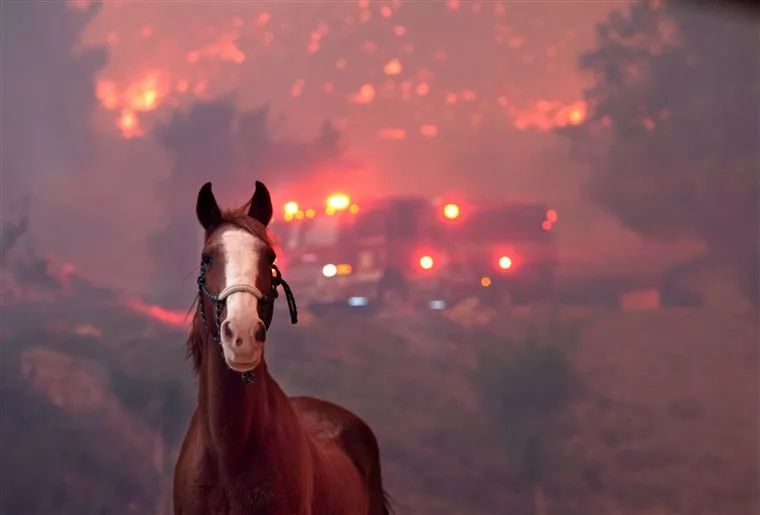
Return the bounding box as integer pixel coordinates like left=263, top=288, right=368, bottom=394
left=384, top=59, right=402, bottom=76
left=336, top=264, right=352, bottom=275
left=498, top=256, right=513, bottom=270
left=327, top=193, right=351, bottom=211
left=480, top=276, right=492, bottom=288
left=542, top=220, right=552, bottom=231
left=546, top=209, right=558, bottom=223
left=96, top=80, right=119, bottom=109
left=350, top=83, right=375, bottom=104
left=419, top=255, right=434, bottom=270
left=420, top=124, right=438, bottom=137
left=349, top=203, right=360, bottom=214
left=125, top=298, right=186, bottom=327
left=117, top=110, right=142, bottom=138
left=378, top=128, right=406, bottom=140
left=461, top=90, right=478, bottom=102
left=305, top=208, right=316, bottom=218
left=291, top=79, right=305, bottom=97
left=256, top=12, right=271, bottom=26
left=512, top=100, right=588, bottom=131
left=443, top=203, right=460, bottom=220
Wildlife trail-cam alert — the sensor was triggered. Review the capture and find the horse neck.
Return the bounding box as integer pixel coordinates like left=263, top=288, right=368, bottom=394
left=197, top=332, right=295, bottom=475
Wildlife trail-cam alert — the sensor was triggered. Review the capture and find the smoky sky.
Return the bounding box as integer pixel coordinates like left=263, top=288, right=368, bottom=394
left=2, top=0, right=757, bottom=302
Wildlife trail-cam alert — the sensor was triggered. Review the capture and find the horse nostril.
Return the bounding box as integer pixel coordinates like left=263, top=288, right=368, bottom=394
left=234, top=336, right=243, bottom=347
left=254, top=323, right=266, bottom=343
left=222, top=321, right=234, bottom=342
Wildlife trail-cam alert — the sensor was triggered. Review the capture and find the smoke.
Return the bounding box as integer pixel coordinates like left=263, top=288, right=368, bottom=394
left=0, top=1, right=106, bottom=217
left=147, top=98, right=344, bottom=307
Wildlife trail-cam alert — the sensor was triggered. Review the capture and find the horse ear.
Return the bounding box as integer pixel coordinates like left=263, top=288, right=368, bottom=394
left=248, top=180, right=273, bottom=226
left=196, top=182, right=222, bottom=231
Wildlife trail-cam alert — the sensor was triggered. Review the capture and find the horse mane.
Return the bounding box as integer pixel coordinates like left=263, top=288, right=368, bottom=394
left=185, top=202, right=277, bottom=373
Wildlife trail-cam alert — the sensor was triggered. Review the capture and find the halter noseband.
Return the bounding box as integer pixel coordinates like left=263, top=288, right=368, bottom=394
left=197, top=252, right=298, bottom=383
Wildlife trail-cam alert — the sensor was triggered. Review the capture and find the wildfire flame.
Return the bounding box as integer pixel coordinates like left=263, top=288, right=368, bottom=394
left=125, top=298, right=187, bottom=328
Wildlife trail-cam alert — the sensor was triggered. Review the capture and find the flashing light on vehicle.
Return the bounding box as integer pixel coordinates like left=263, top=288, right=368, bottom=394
left=326, top=193, right=351, bottom=212
left=283, top=201, right=299, bottom=221
left=542, top=220, right=552, bottom=231
left=348, top=296, right=369, bottom=307
left=322, top=263, right=338, bottom=278
left=498, top=256, right=513, bottom=270
left=336, top=263, right=352, bottom=276
left=443, top=203, right=460, bottom=220
left=419, top=255, right=435, bottom=270
left=428, top=299, right=447, bottom=310
left=480, top=276, right=492, bottom=288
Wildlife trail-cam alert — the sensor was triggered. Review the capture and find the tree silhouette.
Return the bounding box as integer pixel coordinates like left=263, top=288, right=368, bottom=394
left=561, top=1, right=759, bottom=302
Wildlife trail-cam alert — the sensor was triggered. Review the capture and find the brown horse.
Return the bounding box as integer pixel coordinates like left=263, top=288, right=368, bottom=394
left=173, top=181, right=391, bottom=515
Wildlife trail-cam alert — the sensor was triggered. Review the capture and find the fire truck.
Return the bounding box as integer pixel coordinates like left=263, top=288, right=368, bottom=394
left=271, top=193, right=558, bottom=310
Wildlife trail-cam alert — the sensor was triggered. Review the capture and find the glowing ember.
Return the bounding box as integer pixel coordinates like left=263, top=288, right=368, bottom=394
left=117, top=110, right=143, bottom=138
left=350, top=83, right=376, bottom=104
left=96, top=80, right=119, bottom=109
left=378, top=128, right=406, bottom=140
left=420, top=124, right=438, bottom=137
left=512, top=99, right=588, bottom=131
left=256, top=12, right=271, bottom=26
left=291, top=79, right=305, bottom=98
left=384, top=59, right=402, bottom=76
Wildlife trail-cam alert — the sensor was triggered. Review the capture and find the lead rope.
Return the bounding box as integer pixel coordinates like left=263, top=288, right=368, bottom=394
left=272, top=263, right=298, bottom=325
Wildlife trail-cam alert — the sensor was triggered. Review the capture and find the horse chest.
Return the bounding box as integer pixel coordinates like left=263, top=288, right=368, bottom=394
left=186, top=471, right=309, bottom=515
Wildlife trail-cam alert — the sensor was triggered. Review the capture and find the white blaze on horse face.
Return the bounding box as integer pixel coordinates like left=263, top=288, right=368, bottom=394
left=218, top=227, right=268, bottom=371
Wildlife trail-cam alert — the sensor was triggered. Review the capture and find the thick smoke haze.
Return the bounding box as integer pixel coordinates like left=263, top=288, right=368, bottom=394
left=1, top=1, right=756, bottom=302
